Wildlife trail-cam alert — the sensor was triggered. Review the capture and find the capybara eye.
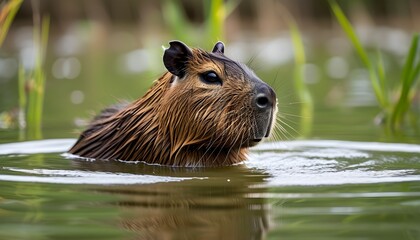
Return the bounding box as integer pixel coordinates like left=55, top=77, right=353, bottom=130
left=200, top=71, right=222, bottom=85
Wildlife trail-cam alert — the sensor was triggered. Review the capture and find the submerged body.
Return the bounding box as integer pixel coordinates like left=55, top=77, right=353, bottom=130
left=69, top=41, right=277, bottom=166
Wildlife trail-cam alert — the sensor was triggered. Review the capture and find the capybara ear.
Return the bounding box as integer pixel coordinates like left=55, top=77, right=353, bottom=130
left=212, top=41, right=224, bottom=54
left=163, top=41, right=193, bottom=78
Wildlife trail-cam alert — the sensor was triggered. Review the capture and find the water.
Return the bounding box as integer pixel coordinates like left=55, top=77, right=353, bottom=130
left=1, top=1, right=420, bottom=238
left=1, top=139, right=420, bottom=240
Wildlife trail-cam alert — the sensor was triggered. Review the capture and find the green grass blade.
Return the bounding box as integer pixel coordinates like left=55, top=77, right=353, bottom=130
left=0, top=0, right=23, bottom=47
left=408, top=61, right=420, bottom=87
left=390, top=33, right=419, bottom=129
left=400, top=34, right=419, bottom=88
left=329, top=0, right=388, bottom=109
left=206, top=0, right=225, bottom=44
left=368, top=68, right=387, bottom=108
left=290, top=24, right=305, bottom=65
left=26, top=75, right=36, bottom=137
left=18, top=64, right=26, bottom=140
left=27, top=16, right=49, bottom=140
left=289, top=19, right=313, bottom=137
left=18, top=64, right=26, bottom=116
left=376, top=51, right=388, bottom=102
left=405, top=60, right=420, bottom=106
left=329, top=0, right=371, bottom=69
left=162, top=0, right=190, bottom=42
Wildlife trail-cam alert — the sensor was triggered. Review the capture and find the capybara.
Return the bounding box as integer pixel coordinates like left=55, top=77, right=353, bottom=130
left=69, top=41, right=277, bottom=166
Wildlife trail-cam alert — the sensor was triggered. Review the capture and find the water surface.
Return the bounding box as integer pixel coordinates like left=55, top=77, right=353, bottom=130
left=1, top=139, right=419, bottom=239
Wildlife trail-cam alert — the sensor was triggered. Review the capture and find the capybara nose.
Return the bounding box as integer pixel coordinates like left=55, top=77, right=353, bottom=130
left=252, top=82, right=276, bottom=140
left=254, top=83, right=276, bottom=110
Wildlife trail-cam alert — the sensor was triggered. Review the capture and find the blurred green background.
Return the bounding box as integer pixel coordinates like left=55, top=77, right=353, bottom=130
left=0, top=0, right=419, bottom=142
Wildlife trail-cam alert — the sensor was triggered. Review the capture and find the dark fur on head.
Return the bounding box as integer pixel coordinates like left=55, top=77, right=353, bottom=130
left=69, top=41, right=276, bottom=167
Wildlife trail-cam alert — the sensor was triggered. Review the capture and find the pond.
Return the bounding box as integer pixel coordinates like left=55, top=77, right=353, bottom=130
left=1, top=21, right=420, bottom=240
left=1, top=133, right=420, bottom=239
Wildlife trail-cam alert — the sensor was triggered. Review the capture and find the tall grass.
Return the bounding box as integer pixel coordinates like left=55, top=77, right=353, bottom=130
left=276, top=6, right=313, bottom=138
left=8, top=0, right=49, bottom=140
left=0, top=0, right=23, bottom=46
left=163, top=0, right=239, bottom=48
left=205, top=0, right=225, bottom=43
left=329, top=0, right=420, bottom=132
left=288, top=19, right=313, bottom=137
left=162, top=0, right=191, bottom=43
left=1, top=0, right=49, bottom=139
left=390, top=34, right=420, bottom=129
left=1, top=0, right=24, bottom=137
left=25, top=16, right=49, bottom=139
left=17, top=64, right=26, bottom=139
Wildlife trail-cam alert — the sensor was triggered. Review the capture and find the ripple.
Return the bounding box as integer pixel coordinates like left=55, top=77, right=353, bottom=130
left=0, top=139, right=76, bottom=155
left=247, top=152, right=420, bottom=186
left=1, top=139, right=419, bottom=155
left=254, top=140, right=420, bottom=153
left=0, top=167, right=198, bottom=185
left=1, top=139, right=419, bottom=186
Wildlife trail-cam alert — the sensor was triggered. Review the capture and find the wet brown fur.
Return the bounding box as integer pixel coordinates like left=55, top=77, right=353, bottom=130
left=69, top=46, right=269, bottom=167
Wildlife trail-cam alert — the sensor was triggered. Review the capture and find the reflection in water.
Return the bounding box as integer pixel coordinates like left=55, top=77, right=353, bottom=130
left=1, top=140, right=420, bottom=239
left=73, top=160, right=270, bottom=240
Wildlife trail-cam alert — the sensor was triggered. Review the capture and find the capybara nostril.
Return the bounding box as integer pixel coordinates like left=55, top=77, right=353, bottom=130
left=255, top=93, right=270, bottom=109
left=254, top=84, right=275, bottom=110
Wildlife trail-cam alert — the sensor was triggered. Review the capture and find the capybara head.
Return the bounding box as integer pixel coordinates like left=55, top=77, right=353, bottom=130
left=69, top=41, right=277, bottom=167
